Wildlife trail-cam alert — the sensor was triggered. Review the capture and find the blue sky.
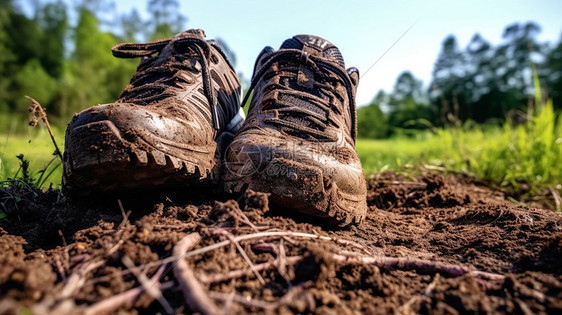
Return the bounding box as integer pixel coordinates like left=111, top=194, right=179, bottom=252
left=113, top=1, right=562, bottom=106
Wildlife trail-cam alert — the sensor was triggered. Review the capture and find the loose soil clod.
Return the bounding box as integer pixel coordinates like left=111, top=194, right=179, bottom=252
left=1, top=174, right=562, bottom=314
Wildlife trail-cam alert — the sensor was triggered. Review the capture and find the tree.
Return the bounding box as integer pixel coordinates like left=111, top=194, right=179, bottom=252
left=465, top=34, right=492, bottom=102
left=0, top=0, right=67, bottom=116
left=392, top=71, right=425, bottom=103
left=464, top=33, right=509, bottom=122
left=357, top=101, right=388, bottom=139
left=472, top=22, right=544, bottom=121
left=429, top=35, right=468, bottom=124
left=15, top=58, right=58, bottom=112
left=0, top=1, right=16, bottom=111
left=388, top=72, right=433, bottom=133
left=36, top=0, right=67, bottom=78
left=58, top=6, right=136, bottom=119
left=147, top=0, right=187, bottom=40
left=546, top=34, right=562, bottom=109
left=497, top=22, right=543, bottom=94
left=120, top=8, right=145, bottom=42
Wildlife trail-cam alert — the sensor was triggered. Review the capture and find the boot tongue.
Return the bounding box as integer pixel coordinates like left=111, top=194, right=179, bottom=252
left=280, top=35, right=345, bottom=68
left=165, top=29, right=207, bottom=56
left=173, top=29, right=206, bottom=40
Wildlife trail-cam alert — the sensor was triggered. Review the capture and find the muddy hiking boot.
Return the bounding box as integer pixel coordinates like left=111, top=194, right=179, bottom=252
left=223, top=35, right=368, bottom=226
left=63, top=29, right=243, bottom=196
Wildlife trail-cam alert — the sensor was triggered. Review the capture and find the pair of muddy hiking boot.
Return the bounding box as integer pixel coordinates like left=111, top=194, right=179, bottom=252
left=62, top=29, right=367, bottom=226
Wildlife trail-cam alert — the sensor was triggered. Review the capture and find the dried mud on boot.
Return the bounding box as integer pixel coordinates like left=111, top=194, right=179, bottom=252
left=1, top=173, right=562, bottom=314
left=63, top=30, right=242, bottom=197
left=224, top=35, right=367, bottom=226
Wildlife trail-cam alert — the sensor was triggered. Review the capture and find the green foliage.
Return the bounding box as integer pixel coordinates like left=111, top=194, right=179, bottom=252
left=388, top=98, right=434, bottom=134
left=357, top=103, right=388, bottom=138
left=358, top=63, right=562, bottom=197
left=120, top=8, right=144, bottom=41
left=0, top=0, right=191, bottom=130
left=547, top=38, right=562, bottom=110
left=15, top=59, right=58, bottom=111
left=358, top=88, right=562, bottom=197
left=58, top=7, right=137, bottom=118
left=427, top=22, right=547, bottom=125
left=0, top=4, right=15, bottom=112
left=0, top=127, right=64, bottom=189
left=36, top=0, right=68, bottom=78
left=147, top=0, right=187, bottom=40
left=357, top=132, right=443, bottom=174
left=357, top=22, right=562, bottom=139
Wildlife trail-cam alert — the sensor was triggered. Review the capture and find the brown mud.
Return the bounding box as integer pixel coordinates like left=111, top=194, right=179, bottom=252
left=1, top=172, right=561, bottom=314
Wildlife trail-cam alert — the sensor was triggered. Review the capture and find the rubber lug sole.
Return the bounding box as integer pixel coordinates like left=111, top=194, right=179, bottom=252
left=63, top=120, right=216, bottom=197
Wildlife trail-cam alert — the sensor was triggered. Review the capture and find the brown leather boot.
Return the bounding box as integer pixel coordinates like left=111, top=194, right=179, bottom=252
left=223, top=35, right=367, bottom=226
left=63, top=29, right=243, bottom=196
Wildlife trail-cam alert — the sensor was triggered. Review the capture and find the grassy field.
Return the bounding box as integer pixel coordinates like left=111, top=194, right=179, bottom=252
left=1, top=100, right=561, bottom=205
left=0, top=125, right=65, bottom=189
left=0, top=128, right=448, bottom=189
left=356, top=134, right=448, bottom=175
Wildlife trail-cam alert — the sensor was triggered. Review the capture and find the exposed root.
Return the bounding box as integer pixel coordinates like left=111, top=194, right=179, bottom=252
left=331, top=252, right=505, bottom=287
left=196, top=239, right=503, bottom=291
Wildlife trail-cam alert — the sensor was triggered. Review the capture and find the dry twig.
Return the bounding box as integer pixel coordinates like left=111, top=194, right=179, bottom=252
left=173, top=233, right=222, bottom=315
left=209, top=282, right=310, bottom=311
left=199, top=256, right=303, bottom=284
left=60, top=259, right=105, bottom=299
left=84, top=265, right=169, bottom=315
left=218, top=229, right=266, bottom=285
left=122, top=256, right=173, bottom=314
left=197, top=230, right=367, bottom=258
left=93, top=230, right=365, bottom=280
left=54, top=256, right=67, bottom=282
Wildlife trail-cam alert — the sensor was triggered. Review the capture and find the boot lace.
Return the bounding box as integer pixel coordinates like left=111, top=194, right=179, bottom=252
left=241, top=49, right=357, bottom=141
left=112, top=36, right=222, bottom=130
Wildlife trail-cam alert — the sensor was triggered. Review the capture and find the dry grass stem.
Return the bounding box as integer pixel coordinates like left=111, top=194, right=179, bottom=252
left=26, top=96, right=63, bottom=161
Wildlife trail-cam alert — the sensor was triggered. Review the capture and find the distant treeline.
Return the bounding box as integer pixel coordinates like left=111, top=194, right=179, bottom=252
left=0, top=0, right=188, bottom=129
left=1, top=1, right=561, bottom=138
left=358, top=22, right=562, bottom=138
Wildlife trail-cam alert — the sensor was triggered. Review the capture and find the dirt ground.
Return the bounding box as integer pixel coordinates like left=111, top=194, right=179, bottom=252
left=0, top=172, right=561, bottom=314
